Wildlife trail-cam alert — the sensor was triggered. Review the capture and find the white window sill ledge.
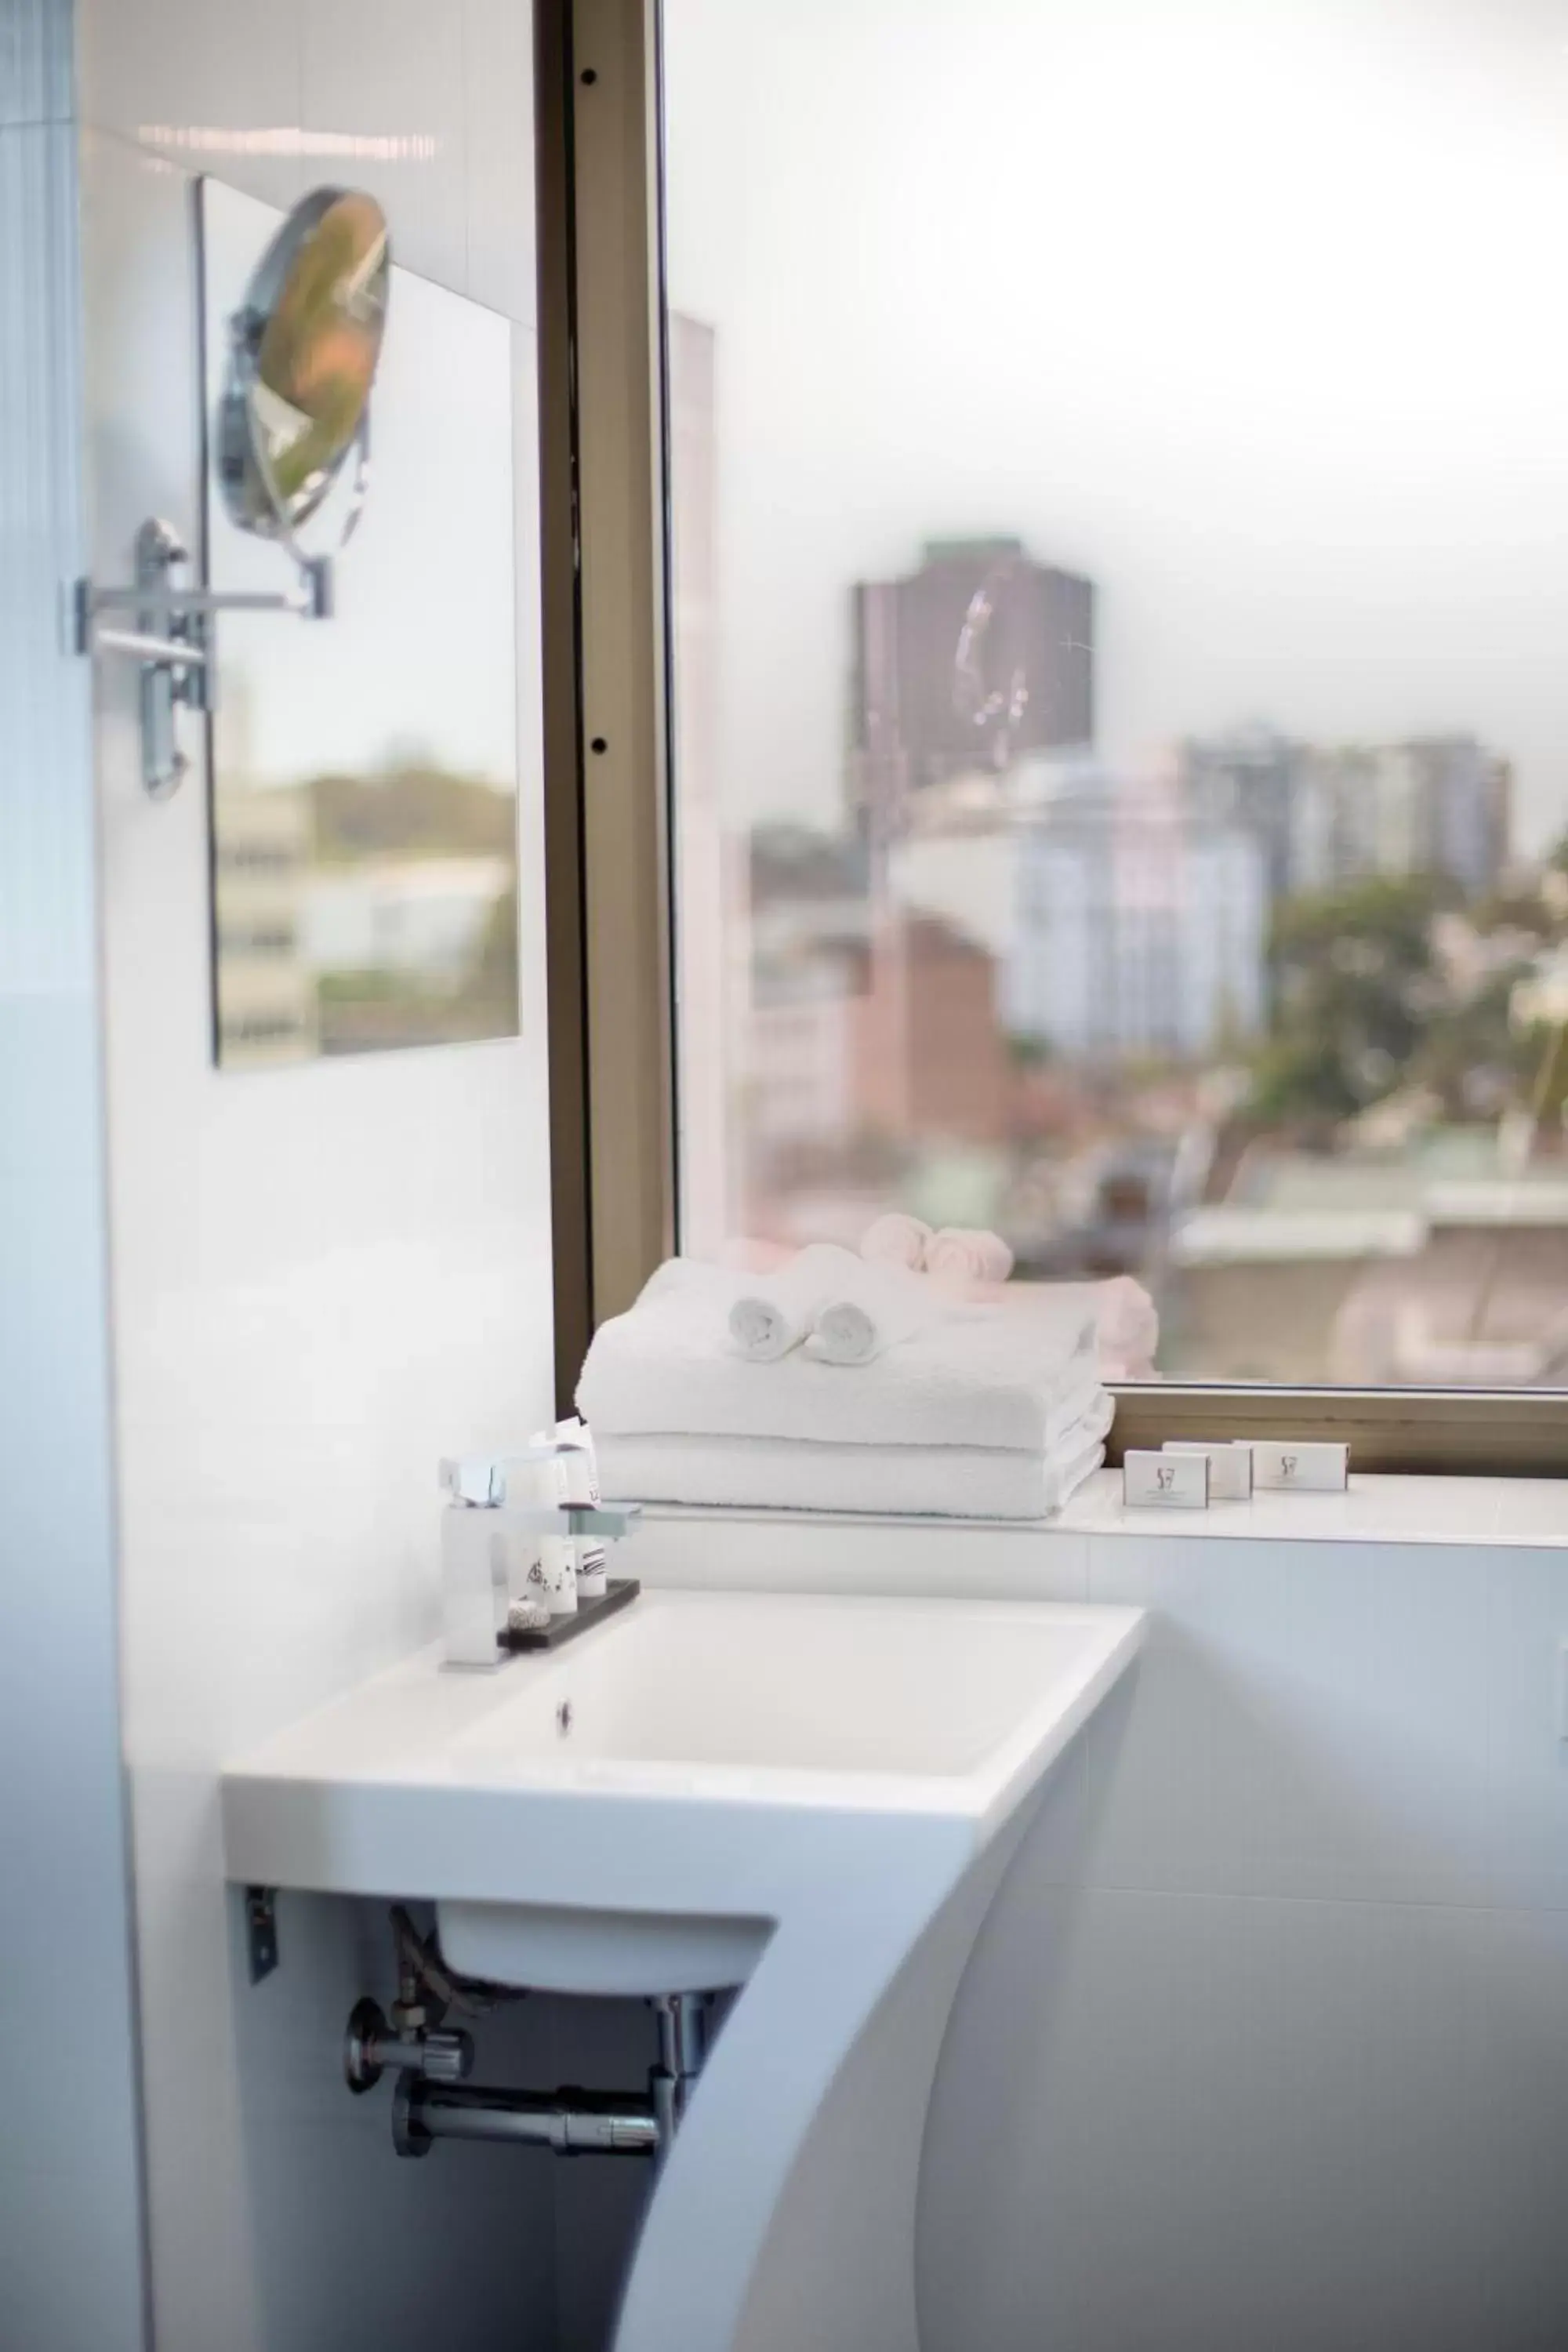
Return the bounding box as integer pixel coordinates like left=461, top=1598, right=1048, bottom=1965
left=633, top=1468, right=1568, bottom=1559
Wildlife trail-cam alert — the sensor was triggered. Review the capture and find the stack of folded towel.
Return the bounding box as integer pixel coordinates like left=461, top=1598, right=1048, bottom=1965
left=577, top=1242, right=1113, bottom=1522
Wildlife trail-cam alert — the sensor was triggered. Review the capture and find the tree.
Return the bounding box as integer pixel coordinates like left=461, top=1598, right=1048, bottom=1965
left=1248, top=874, right=1452, bottom=1130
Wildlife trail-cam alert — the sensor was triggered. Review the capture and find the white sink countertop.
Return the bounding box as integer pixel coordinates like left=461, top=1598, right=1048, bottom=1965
left=222, top=1586, right=1145, bottom=1911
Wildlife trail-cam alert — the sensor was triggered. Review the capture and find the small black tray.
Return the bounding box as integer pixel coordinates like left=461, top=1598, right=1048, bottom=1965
left=501, top=1577, right=641, bottom=1654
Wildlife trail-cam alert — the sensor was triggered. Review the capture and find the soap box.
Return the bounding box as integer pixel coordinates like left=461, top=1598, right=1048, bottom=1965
left=1123, top=1449, right=1209, bottom=1509
left=1250, top=1440, right=1348, bottom=1492
left=1163, top=1440, right=1253, bottom=1501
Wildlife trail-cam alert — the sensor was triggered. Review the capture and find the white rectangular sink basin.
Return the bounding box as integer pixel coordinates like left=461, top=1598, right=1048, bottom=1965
left=454, top=1588, right=1126, bottom=1781
left=223, top=1588, right=1143, bottom=1994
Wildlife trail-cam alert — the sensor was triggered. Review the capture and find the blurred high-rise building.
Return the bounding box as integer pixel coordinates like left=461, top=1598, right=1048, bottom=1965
left=848, top=538, right=1094, bottom=851
left=1182, top=725, right=1511, bottom=904
left=892, top=761, right=1268, bottom=1065
left=1179, top=722, right=1298, bottom=903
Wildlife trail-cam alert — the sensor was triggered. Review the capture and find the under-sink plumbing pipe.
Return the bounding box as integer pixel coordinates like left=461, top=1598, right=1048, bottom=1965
left=394, top=2078, right=660, bottom=2159
left=648, top=1990, right=708, bottom=2148
left=364, top=1988, right=714, bottom=2169
left=347, top=1910, right=715, bottom=2169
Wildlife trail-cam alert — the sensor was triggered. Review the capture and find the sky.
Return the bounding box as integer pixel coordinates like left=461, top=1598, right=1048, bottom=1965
left=663, top=0, right=1568, bottom=854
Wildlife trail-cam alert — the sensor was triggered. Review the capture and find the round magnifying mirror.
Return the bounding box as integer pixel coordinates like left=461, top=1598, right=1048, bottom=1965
left=220, top=186, right=390, bottom=554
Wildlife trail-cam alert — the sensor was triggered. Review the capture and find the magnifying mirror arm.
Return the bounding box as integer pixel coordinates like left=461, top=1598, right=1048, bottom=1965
left=78, top=561, right=332, bottom=631
left=74, top=183, right=387, bottom=800
left=71, top=517, right=333, bottom=798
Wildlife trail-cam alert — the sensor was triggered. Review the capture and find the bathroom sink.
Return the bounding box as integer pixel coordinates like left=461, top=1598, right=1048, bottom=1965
left=223, top=1588, right=1141, bottom=1993
left=437, top=1588, right=1139, bottom=1991
left=223, top=1583, right=1142, bottom=2352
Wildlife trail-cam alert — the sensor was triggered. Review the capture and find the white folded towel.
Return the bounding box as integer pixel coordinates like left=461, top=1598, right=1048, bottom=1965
left=597, top=1411, right=1111, bottom=1523
left=926, top=1227, right=1015, bottom=1284
left=728, top=1242, right=860, bottom=1362
left=859, top=1213, right=933, bottom=1272
left=578, top=1257, right=1099, bottom=1454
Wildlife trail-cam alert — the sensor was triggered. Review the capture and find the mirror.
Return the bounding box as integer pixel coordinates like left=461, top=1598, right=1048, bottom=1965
left=219, top=187, right=390, bottom=554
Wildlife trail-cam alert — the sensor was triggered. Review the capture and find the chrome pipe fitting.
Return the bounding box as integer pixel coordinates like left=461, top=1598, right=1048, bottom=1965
left=648, top=1991, right=710, bottom=2155
left=343, top=1997, right=474, bottom=2096
left=393, top=2078, right=660, bottom=2160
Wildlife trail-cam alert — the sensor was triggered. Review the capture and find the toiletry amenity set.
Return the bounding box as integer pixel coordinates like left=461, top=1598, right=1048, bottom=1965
left=575, top=1227, right=1156, bottom=1521
left=503, top=1416, right=613, bottom=1633
left=1122, top=1439, right=1350, bottom=1509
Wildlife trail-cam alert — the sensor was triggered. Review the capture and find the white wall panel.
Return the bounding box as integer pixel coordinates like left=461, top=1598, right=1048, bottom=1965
left=300, top=0, right=468, bottom=292
left=73, top=9, right=553, bottom=2341
left=0, top=25, right=148, bottom=2339
left=1079, top=1534, right=1494, bottom=1907
left=1484, top=1546, right=1568, bottom=1911
left=920, top=1523, right=1568, bottom=2352
left=923, top=1877, right=1501, bottom=2352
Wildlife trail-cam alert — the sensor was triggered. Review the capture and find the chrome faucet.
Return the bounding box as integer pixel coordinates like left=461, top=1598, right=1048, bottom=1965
left=437, top=1447, right=641, bottom=1671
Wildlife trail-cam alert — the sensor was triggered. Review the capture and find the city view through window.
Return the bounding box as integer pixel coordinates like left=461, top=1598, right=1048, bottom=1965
left=662, top=0, right=1568, bottom=1384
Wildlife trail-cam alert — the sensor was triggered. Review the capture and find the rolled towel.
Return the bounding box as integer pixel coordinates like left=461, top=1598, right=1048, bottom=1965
left=1092, top=1274, right=1160, bottom=1364
left=727, top=1242, right=862, bottom=1363
left=859, top=1213, right=933, bottom=1272
left=808, top=1260, right=944, bottom=1367
left=927, top=1227, right=1014, bottom=1285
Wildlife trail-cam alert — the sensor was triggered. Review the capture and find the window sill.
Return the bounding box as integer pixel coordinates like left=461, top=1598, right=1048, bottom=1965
left=626, top=1470, right=1568, bottom=1593
left=1064, top=1466, right=1568, bottom=1549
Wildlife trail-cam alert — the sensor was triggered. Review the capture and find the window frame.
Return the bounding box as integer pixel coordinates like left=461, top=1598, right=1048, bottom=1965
left=535, top=0, right=1568, bottom=1475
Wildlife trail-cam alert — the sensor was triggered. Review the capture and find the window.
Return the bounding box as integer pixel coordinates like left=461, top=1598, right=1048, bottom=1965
left=652, top=0, right=1568, bottom=1404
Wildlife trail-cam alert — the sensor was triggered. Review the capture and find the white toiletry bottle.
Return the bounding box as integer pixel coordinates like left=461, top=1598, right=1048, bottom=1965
left=556, top=1415, right=607, bottom=1599
left=529, top=1428, right=578, bottom=1616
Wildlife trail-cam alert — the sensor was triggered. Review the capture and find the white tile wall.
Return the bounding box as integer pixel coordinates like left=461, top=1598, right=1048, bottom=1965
left=464, top=0, right=538, bottom=325
left=918, top=1519, right=1568, bottom=2352
left=76, top=0, right=537, bottom=323
left=78, top=0, right=309, bottom=210
left=301, top=0, right=467, bottom=289
left=1472, top=1904, right=1568, bottom=2345
left=1484, top=1548, right=1568, bottom=1911
left=923, top=1884, right=1502, bottom=2352
left=1080, top=1535, right=1494, bottom=1907
left=0, top=48, right=148, bottom=2342
left=71, top=4, right=552, bottom=2343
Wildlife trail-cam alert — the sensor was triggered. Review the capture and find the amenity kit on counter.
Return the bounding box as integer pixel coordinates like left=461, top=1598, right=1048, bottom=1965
left=575, top=1228, right=1160, bottom=1522
left=504, top=1415, right=609, bottom=1628
left=1123, top=1439, right=1349, bottom=1508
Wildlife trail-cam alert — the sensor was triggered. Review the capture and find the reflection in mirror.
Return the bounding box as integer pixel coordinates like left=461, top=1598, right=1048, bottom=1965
left=201, top=180, right=520, bottom=1069
left=220, top=186, right=390, bottom=548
